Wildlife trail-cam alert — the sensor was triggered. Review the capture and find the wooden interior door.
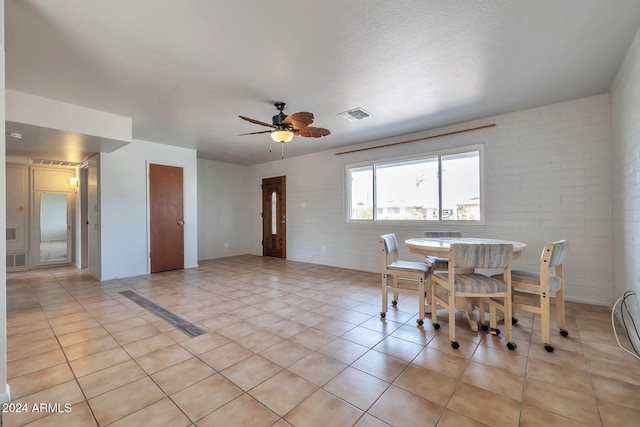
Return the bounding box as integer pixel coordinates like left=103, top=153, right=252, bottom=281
left=262, top=176, right=286, bottom=258
left=150, top=164, right=184, bottom=272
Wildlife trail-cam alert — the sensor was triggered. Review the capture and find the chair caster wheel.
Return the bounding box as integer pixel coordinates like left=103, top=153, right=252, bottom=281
left=507, top=342, right=517, bottom=351
left=480, top=324, right=488, bottom=331
left=451, top=341, right=459, bottom=349
left=512, top=317, right=519, bottom=325
left=380, top=312, right=386, bottom=319
left=544, top=344, right=554, bottom=352
left=434, top=323, right=440, bottom=330
left=391, top=300, right=397, bottom=306
left=417, top=319, right=424, bottom=326
left=490, top=328, right=501, bottom=336
left=560, top=329, right=569, bottom=337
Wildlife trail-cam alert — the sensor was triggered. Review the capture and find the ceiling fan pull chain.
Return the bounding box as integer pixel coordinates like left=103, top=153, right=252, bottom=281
left=269, top=138, right=272, bottom=153
left=281, top=143, right=285, bottom=159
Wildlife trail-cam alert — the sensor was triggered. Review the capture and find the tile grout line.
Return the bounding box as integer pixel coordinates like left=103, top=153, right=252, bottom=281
left=68, top=277, right=188, bottom=427
left=7, top=260, right=639, bottom=426
left=577, top=314, right=606, bottom=427
left=33, top=274, right=178, bottom=427
left=33, top=273, right=102, bottom=427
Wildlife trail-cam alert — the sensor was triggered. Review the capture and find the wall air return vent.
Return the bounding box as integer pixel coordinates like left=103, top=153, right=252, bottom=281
left=6, top=228, right=17, bottom=241
left=338, top=108, right=372, bottom=122
left=7, top=253, right=27, bottom=269
left=29, top=158, right=82, bottom=168
left=15, top=253, right=27, bottom=268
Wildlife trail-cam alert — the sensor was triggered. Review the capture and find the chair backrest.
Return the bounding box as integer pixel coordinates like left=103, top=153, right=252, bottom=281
left=378, top=234, right=399, bottom=267
left=451, top=243, right=513, bottom=269
left=542, top=240, right=569, bottom=269
left=423, top=231, right=462, bottom=238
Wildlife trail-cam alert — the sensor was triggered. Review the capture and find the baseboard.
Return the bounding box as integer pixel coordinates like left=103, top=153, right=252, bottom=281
left=565, top=296, right=610, bottom=307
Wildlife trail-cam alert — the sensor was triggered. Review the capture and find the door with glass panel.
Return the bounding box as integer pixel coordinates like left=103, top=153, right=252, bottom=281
left=262, top=176, right=286, bottom=258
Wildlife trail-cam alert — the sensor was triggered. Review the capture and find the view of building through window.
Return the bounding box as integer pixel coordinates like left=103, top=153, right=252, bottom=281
left=348, top=148, right=481, bottom=221
left=441, top=151, right=480, bottom=220
left=376, top=157, right=439, bottom=220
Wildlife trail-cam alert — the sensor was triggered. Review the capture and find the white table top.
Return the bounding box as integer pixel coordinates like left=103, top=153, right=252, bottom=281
left=405, top=237, right=527, bottom=256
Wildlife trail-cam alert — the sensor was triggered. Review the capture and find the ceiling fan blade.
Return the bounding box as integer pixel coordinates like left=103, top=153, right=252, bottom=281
left=297, top=127, right=330, bottom=138
left=237, top=130, right=272, bottom=136
left=282, top=112, right=314, bottom=129
left=239, top=115, right=274, bottom=128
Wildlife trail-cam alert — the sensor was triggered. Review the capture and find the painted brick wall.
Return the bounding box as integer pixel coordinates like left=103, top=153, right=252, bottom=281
left=610, top=26, right=640, bottom=349
left=246, top=94, right=612, bottom=305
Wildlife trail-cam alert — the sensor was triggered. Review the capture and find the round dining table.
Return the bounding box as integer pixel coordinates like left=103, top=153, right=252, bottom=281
left=405, top=237, right=527, bottom=258
left=404, top=237, right=527, bottom=331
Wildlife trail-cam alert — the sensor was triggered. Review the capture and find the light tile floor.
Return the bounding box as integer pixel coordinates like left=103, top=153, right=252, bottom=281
left=3, top=255, right=640, bottom=426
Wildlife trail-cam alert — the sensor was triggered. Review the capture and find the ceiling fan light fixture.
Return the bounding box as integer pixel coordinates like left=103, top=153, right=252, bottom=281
left=271, top=129, right=294, bottom=143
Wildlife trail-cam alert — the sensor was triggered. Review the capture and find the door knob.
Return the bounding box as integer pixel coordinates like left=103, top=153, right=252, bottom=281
left=178, top=220, right=185, bottom=225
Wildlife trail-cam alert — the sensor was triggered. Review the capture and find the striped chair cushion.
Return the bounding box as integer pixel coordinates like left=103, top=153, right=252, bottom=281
left=434, top=272, right=507, bottom=293
left=505, top=270, right=563, bottom=292
left=388, top=260, right=431, bottom=274
left=453, top=243, right=512, bottom=269
left=549, top=240, right=569, bottom=267
left=425, top=256, right=449, bottom=269
left=380, top=234, right=399, bottom=254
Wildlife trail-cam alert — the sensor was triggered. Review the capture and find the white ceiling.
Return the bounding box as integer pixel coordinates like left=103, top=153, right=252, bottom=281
left=5, top=0, right=640, bottom=165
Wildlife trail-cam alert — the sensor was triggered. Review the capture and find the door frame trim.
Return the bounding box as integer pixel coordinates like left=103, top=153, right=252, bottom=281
left=29, top=166, right=77, bottom=268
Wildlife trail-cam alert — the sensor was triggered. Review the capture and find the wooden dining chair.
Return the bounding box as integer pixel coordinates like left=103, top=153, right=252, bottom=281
left=378, top=234, right=431, bottom=325
left=422, top=231, right=469, bottom=318
left=493, top=240, right=569, bottom=352
left=431, top=243, right=517, bottom=350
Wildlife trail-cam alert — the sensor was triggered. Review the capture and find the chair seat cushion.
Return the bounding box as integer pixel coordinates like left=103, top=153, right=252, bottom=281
left=493, top=270, right=562, bottom=292
left=388, top=261, right=431, bottom=274
left=425, top=256, right=449, bottom=269
left=434, top=272, right=507, bottom=293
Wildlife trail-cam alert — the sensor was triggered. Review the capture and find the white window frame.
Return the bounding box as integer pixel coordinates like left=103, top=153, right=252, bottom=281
left=345, top=144, right=485, bottom=225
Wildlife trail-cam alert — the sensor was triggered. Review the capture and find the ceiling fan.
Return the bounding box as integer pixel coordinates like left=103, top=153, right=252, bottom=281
left=238, top=102, right=330, bottom=157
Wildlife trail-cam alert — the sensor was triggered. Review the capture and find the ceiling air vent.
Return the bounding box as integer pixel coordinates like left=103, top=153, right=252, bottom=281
left=338, top=108, right=372, bottom=122
left=29, top=158, right=83, bottom=168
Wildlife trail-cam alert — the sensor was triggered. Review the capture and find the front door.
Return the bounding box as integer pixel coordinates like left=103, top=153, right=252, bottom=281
left=150, top=163, right=184, bottom=272
left=262, top=176, right=286, bottom=258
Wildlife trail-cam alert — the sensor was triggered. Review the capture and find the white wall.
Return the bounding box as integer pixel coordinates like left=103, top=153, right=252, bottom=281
left=0, top=1, right=9, bottom=404
left=99, top=139, right=198, bottom=280
left=610, top=26, right=640, bottom=349
left=197, top=158, right=250, bottom=260
left=6, top=90, right=132, bottom=143
left=247, top=95, right=612, bottom=305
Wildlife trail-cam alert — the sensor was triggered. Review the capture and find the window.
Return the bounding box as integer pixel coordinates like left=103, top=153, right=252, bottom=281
left=271, top=191, right=277, bottom=234
left=347, top=146, right=482, bottom=222
left=348, top=165, right=374, bottom=220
